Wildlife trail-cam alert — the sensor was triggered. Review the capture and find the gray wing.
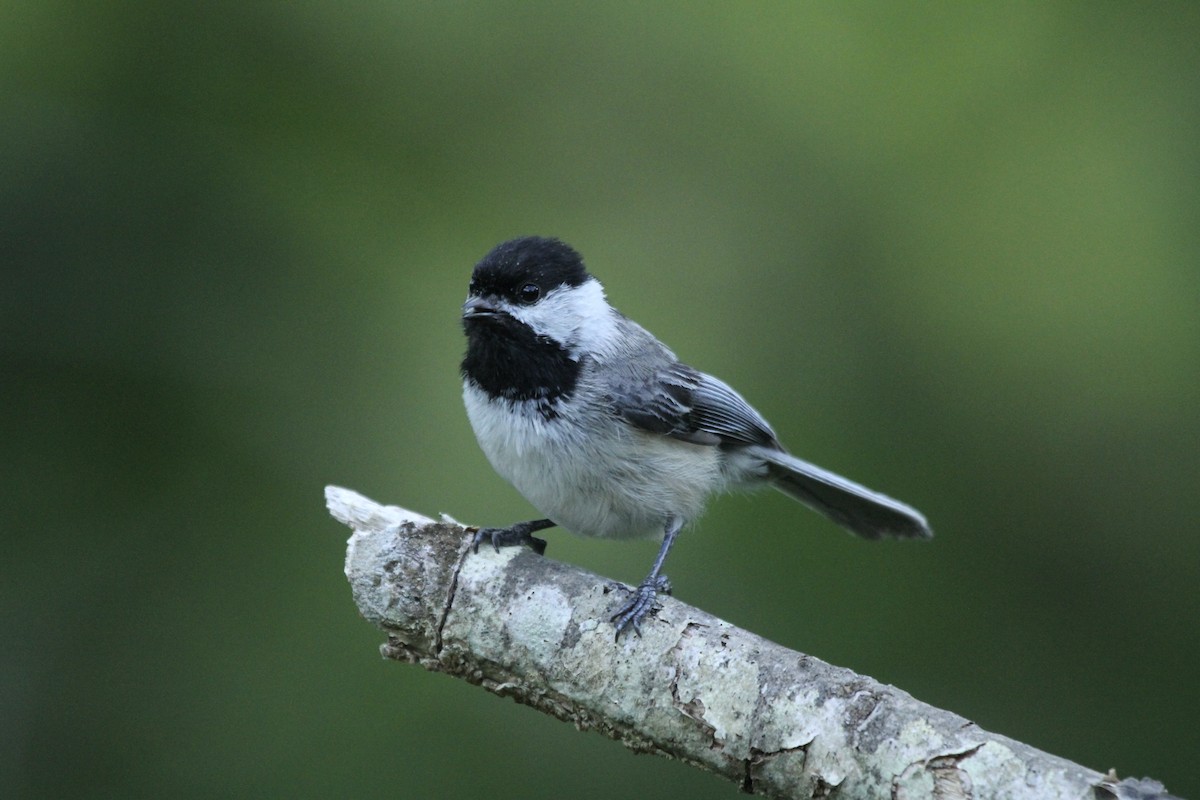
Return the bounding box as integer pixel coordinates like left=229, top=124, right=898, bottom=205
left=610, top=358, right=934, bottom=541
left=614, top=362, right=780, bottom=448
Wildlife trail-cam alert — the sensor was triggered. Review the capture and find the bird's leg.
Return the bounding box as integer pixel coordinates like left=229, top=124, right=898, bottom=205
left=471, top=518, right=555, bottom=556
left=611, top=516, right=683, bottom=639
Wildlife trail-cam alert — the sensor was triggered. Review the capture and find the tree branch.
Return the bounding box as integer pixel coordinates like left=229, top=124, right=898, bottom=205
left=326, top=486, right=1177, bottom=800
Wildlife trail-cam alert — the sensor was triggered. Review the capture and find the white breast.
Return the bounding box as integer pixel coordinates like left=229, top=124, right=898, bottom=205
left=463, top=381, right=721, bottom=539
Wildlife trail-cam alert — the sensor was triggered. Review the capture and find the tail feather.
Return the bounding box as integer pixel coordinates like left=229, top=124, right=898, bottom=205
left=751, top=447, right=932, bottom=540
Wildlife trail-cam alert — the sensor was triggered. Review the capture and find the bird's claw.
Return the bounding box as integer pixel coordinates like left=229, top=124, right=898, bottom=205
left=611, top=575, right=671, bottom=639
left=470, top=526, right=547, bottom=556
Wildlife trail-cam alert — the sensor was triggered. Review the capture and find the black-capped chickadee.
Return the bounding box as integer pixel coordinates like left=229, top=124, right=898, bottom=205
left=461, top=236, right=931, bottom=639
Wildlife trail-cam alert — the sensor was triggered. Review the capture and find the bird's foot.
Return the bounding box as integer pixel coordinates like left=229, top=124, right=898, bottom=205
left=471, top=523, right=548, bottom=556
left=611, top=574, right=672, bottom=639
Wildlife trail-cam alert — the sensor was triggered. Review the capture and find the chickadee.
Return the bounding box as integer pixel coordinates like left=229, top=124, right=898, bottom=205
left=461, top=236, right=931, bottom=638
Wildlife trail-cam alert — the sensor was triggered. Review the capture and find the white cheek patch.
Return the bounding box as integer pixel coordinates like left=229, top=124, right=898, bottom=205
left=509, top=279, right=620, bottom=357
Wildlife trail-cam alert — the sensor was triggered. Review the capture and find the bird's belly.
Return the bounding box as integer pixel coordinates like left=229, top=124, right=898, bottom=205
left=464, top=387, right=719, bottom=539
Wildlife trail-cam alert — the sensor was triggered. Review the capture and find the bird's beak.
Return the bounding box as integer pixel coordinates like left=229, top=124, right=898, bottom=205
left=462, top=295, right=500, bottom=319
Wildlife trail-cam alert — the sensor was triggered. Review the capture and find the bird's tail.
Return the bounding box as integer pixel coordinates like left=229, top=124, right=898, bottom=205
left=748, top=446, right=932, bottom=540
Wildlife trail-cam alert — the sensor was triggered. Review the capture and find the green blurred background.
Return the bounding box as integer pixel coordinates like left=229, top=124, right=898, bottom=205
left=4, top=2, right=1198, bottom=798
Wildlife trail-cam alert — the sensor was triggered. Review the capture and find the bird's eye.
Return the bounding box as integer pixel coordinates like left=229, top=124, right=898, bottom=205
left=517, top=283, right=541, bottom=304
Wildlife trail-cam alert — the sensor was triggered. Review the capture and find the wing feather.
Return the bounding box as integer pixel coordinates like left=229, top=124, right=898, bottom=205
left=613, top=362, right=778, bottom=448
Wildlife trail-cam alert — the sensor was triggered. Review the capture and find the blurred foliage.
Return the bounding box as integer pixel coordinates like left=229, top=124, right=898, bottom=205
left=3, top=2, right=1198, bottom=798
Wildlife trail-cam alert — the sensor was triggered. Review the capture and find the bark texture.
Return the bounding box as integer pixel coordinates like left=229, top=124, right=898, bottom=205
left=327, top=486, right=1178, bottom=800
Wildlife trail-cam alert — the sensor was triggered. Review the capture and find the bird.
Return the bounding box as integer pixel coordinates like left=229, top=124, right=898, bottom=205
left=459, top=236, right=931, bottom=639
